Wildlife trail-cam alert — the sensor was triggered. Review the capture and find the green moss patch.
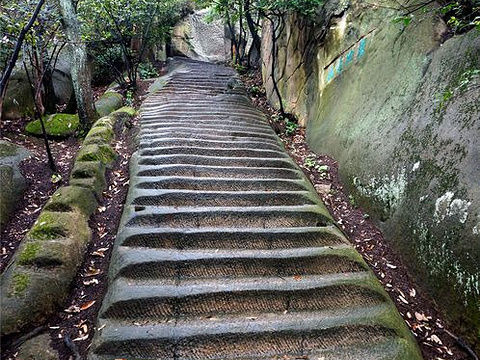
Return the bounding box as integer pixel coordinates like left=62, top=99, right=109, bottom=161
left=28, top=210, right=86, bottom=241
left=10, top=273, right=30, bottom=297
left=0, top=142, right=19, bottom=157
left=17, top=242, right=41, bottom=265
left=76, top=144, right=116, bottom=165
left=44, top=186, right=97, bottom=216
left=83, top=126, right=115, bottom=145
left=95, top=91, right=123, bottom=117
left=25, top=114, right=79, bottom=138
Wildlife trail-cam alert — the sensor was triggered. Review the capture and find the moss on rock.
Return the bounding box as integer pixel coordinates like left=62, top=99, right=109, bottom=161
left=17, top=242, right=41, bottom=265
left=70, top=161, right=107, bottom=197
left=83, top=125, right=115, bottom=146
left=76, top=143, right=117, bottom=165
left=28, top=210, right=86, bottom=241
left=95, top=91, right=123, bottom=117
left=25, top=114, right=79, bottom=138
left=10, top=273, right=30, bottom=297
left=44, top=186, right=97, bottom=216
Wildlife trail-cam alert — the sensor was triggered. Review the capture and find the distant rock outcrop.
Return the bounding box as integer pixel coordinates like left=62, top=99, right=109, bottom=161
left=171, top=9, right=229, bottom=62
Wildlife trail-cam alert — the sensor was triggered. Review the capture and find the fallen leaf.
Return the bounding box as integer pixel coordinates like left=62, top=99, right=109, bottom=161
left=386, top=263, right=397, bottom=269
left=398, top=295, right=409, bottom=304
left=83, top=278, right=99, bottom=286
left=64, top=305, right=80, bottom=313
left=80, top=300, right=96, bottom=311
left=72, top=334, right=89, bottom=342
left=430, top=334, right=443, bottom=345
left=410, top=288, right=416, bottom=297
left=85, top=267, right=102, bottom=277
left=415, top=312, right=429, bottom=322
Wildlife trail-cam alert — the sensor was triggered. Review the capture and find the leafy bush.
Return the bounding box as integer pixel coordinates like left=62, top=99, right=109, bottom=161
left=138, top=62, right=159, bottom=79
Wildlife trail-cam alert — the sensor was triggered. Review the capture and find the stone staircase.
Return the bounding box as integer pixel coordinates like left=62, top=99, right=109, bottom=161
left=89, top=58, right=423, bottom=360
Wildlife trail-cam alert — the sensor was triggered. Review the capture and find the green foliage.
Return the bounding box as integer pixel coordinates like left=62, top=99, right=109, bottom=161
left=256, top=0, right=323, bottom=17
left=78, top=0, right=188, bottom=88
left=138, top=62, right=159, bottom=79
left=284, top=119, right=298, bottom=135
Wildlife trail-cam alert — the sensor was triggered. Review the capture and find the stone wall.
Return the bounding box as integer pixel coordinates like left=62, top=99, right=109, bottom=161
left=262, top=0, right=480, bottom=347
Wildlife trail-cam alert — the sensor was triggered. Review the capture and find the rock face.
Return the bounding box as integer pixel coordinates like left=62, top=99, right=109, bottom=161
left=171, top=9, right=229, bottom=62
left=2, top=51, right=73, bottom=120
left=262, top=1, right=480, bottom=347
left=0, top=141, right=31, bottom=227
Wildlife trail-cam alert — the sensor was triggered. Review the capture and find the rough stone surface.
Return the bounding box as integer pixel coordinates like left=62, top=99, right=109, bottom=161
left=25, top=113, right=79, bottom=138
left=0, top=210, right=90, bottom=335
left=262, top=1, right=480, bottom=346
left=171, top=9, right=228, bottom=62
left=95, top=91, right=123, bottom=118
left=2, top=51, right=73, bottom=120
left=0, top=141, right=31, bottom=227
left=16, top=334, right=59, bottom=360
left=0, top=109, right=124, bottom=336
left=88, top=58, right=422, bottom=360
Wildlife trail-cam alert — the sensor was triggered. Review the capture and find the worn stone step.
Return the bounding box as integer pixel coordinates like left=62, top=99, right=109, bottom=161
left=136, top=155, right=297, bottom=170
left=100, top=273, right=384, bottom=320
left=138, top=139, right=283, bottom=151
left=109, top=246, right=368, bottom=281
left=133, top=177, right=309, bottom=192
left=138, top=147, right=287, bottom=158
left=141, top=122, right=272, bottom=132
left=129, top=190, right=318, bottom=207
left=124, top=206, right=333, bottom=229
left=139, top=127, right=276, bottom=139
left=91, top=306, right=408, bottom=360
left=116, top=226, right=349, bottom=249
left=141, top=132, right=280, bottom=144
left=135, top=165, right=303, bottom=180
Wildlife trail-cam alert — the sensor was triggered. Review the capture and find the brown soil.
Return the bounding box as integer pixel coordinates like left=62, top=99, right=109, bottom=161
left=240, top=69, right=477, bottom=360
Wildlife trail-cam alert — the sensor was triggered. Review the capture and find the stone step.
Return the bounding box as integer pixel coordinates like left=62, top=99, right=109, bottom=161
left=133, top=177, right=309, bottom=192
left=136, top=155, right=297, bottom=169
left=123, top=206, right=333, bottom=229
left=138, top=147, right=288, bottom=158
left=91, top=306, right=407, bottom=360
left=141, top=132, right=280, bottom=144
left=100, top=273, right=383, bottom=320
left=129, top=190, right=318, bottom=207
left=139, top=127, right=276, bottom=139
left=135, top=164, right=303, bottom=180
left=109, top=246, right=368, bottom=281
left=140, top=121, right=272, bottom=132
left=116, top=226, right=349, bottom=249
left=138, top=138, right=284, bottom=151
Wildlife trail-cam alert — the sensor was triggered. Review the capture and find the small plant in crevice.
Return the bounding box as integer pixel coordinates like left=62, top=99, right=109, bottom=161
left=284, top=119, right=298, bottom=136
left=349, top=194, right=357, bottom=208
left=125, top=90, right=134, bottom=107
left=436, top=68, right=480, bottom=111
left=248, top=85, right=264, bottom=97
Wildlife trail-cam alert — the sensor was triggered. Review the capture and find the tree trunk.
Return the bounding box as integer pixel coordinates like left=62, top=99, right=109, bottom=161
left=244, top=0, right=261, bottom=66
left=57, top=0, right=97, bottom=133
left=268, top=16, right=285, bottom=117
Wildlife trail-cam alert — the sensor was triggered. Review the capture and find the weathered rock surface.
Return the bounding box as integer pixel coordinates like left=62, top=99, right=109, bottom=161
left=0, top=107, right=136, bottom=336
left=261, top=1, right=480, bottom=347
left=16, top=334, right=59, bottom=360
left=95, top=91, right=124, bottom=118
left=0, top=141, right=31, bottom=227
left=88, top=58, right=422, bottom=360
left=171, top=9, right=228, bottom=62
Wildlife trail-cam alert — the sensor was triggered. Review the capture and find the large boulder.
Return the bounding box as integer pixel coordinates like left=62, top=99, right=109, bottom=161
left=95, top=91, right=123, bottom=118
left=171, top=9, right=229, bottom=62
left=262, top=1, right=480, bottom=349
left=2, top=50, right=73, bottom=120
left=0, top=141, right=31, bottom=227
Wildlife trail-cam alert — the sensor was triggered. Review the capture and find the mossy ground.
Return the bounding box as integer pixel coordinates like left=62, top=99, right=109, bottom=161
left=25, top=114, right=79, bottom=138
left=10, top=273, right=30, bottom=297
